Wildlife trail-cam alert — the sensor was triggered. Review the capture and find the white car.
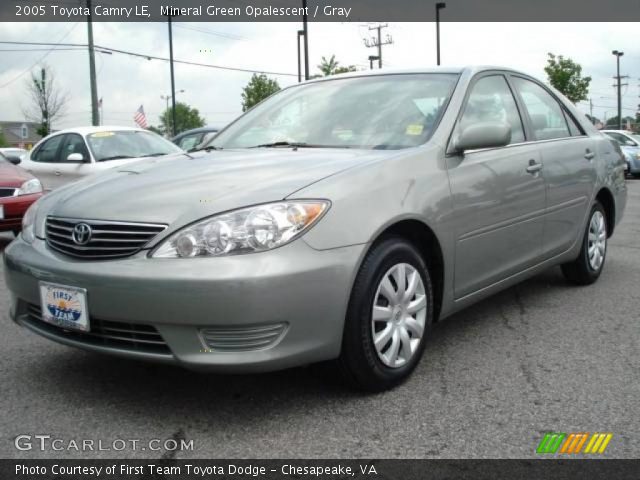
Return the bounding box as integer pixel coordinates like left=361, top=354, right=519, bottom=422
left=0, top=147, right=28, bottom=160
left=20, top=126, right=184, bottom=190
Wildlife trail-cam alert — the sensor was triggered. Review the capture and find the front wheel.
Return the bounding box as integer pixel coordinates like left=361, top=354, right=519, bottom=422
left=561, top=201, right=607, bottom=285
left=338, top=237, right=433, bottom=392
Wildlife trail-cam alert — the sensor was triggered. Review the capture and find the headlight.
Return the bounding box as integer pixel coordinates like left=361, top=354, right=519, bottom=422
left=152, top=200, right=330, bottom=258
left=16, top=178, right=43, bottom=196
left=21, top=200, right=40, bottom=244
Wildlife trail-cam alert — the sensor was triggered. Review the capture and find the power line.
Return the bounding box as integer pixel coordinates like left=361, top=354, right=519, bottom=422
left=173, top=24, right=247, bottom=41
left=0, top=23, right=78, bottom=89
left=0, top=40, right=297, bottom=77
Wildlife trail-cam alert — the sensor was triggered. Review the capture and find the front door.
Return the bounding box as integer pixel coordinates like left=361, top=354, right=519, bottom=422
left=447, top=73, right=547, bottom=299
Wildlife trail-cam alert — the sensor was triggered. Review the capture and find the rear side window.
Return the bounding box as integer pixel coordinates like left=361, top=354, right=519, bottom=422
left=31, top=135, right=64, bottom=163
left=459, top=75, right=525, bottom=144
left=512, top=78, right=570, bottom=141
left=563, top=111, right=584, bottom=137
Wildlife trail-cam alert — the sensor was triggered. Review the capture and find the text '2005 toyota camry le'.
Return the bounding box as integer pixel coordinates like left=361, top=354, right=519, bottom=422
left=4, top=67, right=627, bottom=391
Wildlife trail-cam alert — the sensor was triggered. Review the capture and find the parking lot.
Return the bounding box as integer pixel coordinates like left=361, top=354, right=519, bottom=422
left=0, top=181, right=638, bottom=460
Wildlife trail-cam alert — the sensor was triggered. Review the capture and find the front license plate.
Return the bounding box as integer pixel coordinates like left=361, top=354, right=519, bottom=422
left=39, top=282, right=89, bottom=332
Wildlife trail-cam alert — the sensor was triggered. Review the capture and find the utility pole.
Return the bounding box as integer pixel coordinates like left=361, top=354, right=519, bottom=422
left=302, top=0, right=309, bottom=80
left=589, top=98, right=594, bottom=118
left=436, top=3, right=446, bottom=66
left=364, top=24, right=393, bottom=69
left=168, top=14, right=177, bottom=136
left=86, top=0, right=99, bottom=126
left=612, top=50, right=627, bottom=130
left=297, top=30, right=304, bottom=83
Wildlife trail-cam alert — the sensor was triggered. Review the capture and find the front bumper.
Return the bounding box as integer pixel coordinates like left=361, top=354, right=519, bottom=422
left=0, top=192, right=42, bottom=231
left=4, top=236, right=365, bottom=372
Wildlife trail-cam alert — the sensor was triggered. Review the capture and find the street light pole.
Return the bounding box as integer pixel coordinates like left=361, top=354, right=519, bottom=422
left=297, top=30, right=304, bottom=83
left=436, top=2, right=446, bottom=66
left=612, top=50, right=624, bottom=130
left=168, top=15, right=177, bottom=136
left=302, top=0, right=309, bottom=80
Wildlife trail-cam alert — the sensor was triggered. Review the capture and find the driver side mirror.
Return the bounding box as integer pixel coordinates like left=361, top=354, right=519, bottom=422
left=453, top=122, right=511, bottom=153
left=6, top=155, right=21, bottom=165
left=67, top=153, right=85, bottom=162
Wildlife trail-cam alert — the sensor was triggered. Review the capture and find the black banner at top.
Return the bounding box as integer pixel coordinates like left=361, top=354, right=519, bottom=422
left=3, top=0, right=640, bottom=22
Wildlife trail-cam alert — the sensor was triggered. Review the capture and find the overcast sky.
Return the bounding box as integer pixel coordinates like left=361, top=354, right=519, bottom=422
left=0, top=22, right=639, bottom=130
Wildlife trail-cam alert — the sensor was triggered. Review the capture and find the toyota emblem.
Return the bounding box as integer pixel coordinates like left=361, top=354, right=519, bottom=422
left=72, top=223, right=92, bottom=245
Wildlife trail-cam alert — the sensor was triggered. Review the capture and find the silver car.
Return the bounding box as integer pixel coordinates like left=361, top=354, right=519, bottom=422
left=4, top=67, right=627, bottom=391
left=602, top=129, right=640, bottom=177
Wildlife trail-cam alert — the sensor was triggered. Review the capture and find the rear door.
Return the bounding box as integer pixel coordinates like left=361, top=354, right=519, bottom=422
left=21, top=133, right=66, bottom=190
left=510, top=76, right=597, bottom=258
left=447, top=73, right=547, bottom=299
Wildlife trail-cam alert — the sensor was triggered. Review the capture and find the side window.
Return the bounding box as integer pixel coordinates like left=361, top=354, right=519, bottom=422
left=60, top=133, right=90, bottom=162
left=563, top=111, right=584, bottom=137
left=177, top=133, right=203, bottom=151
left=459, top=75, right=525, bottom=144
left=512, top=78, right=570, bottom=141
left=606, top=132, right=628, bottom=146
left=31, top=135, right=64, bottom=163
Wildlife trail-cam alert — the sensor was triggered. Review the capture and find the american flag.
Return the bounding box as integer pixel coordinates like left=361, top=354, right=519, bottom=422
left=133, top=105, right=148, bottom=128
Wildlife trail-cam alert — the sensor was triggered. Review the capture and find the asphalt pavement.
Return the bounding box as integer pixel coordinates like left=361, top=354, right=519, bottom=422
left=1, top=181, right=638, bottom=459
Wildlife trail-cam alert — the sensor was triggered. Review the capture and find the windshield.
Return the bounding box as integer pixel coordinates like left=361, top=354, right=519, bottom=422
left=86, top=130, right=183, bottom=161
left=210, top=73, right=459, bottom=150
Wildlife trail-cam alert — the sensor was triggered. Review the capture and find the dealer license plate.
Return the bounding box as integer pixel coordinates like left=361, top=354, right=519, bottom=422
left=39, top=282, right=89, bottom=332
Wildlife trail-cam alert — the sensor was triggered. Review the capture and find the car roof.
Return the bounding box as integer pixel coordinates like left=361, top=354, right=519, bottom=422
left=302, top=65, right=533, bottom=84
left=602, top=130, right=636, bottom=134
left=48, top=126, right=147, bottom=136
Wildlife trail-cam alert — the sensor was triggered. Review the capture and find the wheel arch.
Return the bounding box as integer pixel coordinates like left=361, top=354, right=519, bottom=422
left=369, top=219, right=445, bottom=321
left=595, top=187, right=616, bottom=237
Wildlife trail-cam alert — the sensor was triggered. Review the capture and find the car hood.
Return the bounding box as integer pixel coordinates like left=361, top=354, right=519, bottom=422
left=38, top=148, right=384, bottom=229
left=0, top=161, right=32, bottom=187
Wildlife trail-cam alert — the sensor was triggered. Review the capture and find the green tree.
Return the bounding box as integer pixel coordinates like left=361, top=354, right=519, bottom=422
left=0, top=129, right=8, bottom=148
left=160, top=102, right=205, bottom=136
left=317, top=55, right=356, bottom=76
left=605, top=115, right=635, bottom=129
left=544, top=53, right=591, bottom=104
left=146, top=125, right=164, bottom=136
left=23, top=64, right=69, bottom=136
left=241, top=74, right=280, bottom=112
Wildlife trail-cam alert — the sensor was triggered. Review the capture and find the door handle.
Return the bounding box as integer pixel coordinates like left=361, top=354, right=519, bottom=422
left=54, top=171, right=61, bottom=176
left=526, top=159, right=543, bottom=174
left=584, top=149, right=595, bottom=160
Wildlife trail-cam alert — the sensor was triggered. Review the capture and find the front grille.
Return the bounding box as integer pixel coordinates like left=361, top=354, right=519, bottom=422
left=46, top=216, right=167, bottom=259
left=200, top=323, right=287, bottom=352
left=0, top=188, right=16, bottom=197
left=26, top=303, right=171, bottom=355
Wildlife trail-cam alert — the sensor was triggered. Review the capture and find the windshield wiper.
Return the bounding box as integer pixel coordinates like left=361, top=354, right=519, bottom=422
left=141, top=152, right=170, bottom=157
left=249, top=141, right=321, bottom=149
left=97, top=155, right=133, bottom=162
left=189, top=145, right=223, bottom=153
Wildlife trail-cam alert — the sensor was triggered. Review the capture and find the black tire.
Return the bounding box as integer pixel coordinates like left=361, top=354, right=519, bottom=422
left=338, top=236, right=434, bottom=392
left=633, top=173, right=640, bottom=179
left=561, top=201, right=607, bottom=285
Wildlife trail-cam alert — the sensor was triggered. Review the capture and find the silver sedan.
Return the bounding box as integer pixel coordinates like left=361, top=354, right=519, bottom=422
left=4, top=67, right=627, bottom=391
